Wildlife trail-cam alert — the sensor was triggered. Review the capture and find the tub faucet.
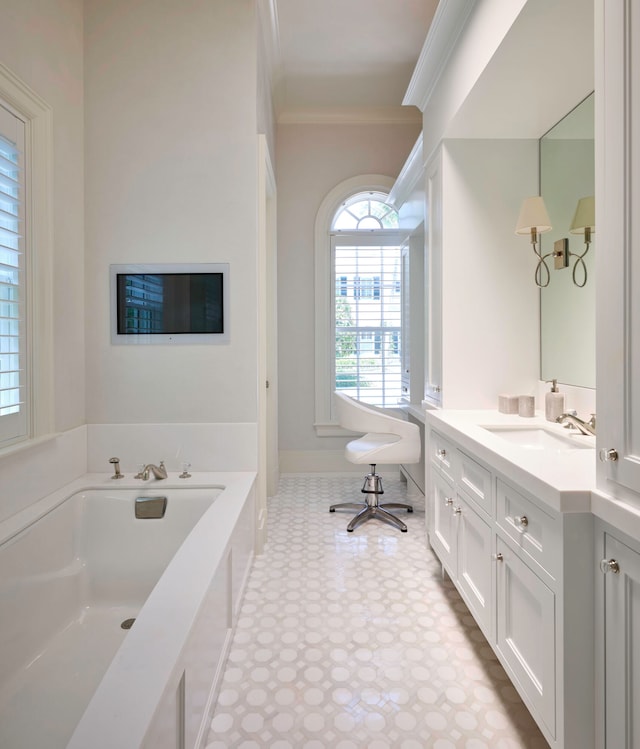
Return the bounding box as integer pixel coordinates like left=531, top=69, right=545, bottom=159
left=109, top=457, right=124, bottom=480
left=135, top=461, right=168, bottom=480
left=556, top=412, right=596, bottom=436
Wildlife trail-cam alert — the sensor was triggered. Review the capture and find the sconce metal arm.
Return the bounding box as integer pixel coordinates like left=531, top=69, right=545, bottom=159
left=532, top=241, right=552, bottom=288
left=569, top=229, right=591, bottom=288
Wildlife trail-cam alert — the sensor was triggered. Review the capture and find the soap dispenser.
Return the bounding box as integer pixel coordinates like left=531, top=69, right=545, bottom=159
left=545, top=379, right=565, bottom=422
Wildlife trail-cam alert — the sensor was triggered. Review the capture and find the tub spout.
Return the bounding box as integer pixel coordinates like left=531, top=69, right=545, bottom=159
left=135, top=461, right=167, bottom=480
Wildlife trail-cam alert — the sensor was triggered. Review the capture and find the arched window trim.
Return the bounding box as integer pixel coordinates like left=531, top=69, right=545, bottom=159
left=314, top=175, right=397, bottom=436
left=331, top=191, right=399, bottom=231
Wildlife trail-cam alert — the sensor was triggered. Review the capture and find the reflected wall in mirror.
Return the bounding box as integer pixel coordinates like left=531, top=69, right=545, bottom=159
left=540, top=93, right=595, bottom=389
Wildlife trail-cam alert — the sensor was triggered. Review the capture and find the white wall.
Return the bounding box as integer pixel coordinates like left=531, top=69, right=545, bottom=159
left=441, top=139, right=539, bottom=408
left=420, top=0, right=527, bottom=159
left=84, top=0, right=260, bottom=425
left=276, top=123, right=421, bottom=469
left=419, top=0, right=593, bottom=159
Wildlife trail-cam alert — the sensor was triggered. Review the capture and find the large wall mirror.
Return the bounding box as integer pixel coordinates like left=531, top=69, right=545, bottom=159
left=540, top=93, right=595, bottom=389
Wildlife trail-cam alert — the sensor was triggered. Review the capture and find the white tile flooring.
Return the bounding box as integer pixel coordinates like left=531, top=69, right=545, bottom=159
left=205, top=474, right=549, bottom=749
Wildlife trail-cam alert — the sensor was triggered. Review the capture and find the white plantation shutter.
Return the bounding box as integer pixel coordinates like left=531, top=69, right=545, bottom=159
left=0, top=103, right=27, bottom=443
left=332, top=231, right=403, bottom=408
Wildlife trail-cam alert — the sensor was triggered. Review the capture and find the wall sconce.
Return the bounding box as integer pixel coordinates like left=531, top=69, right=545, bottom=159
left=515, top=196, right=553, bottom=287
left=569, top=195, right=595, bottom=287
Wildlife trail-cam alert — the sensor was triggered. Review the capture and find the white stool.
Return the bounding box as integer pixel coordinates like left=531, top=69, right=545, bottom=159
left=329, top=391, right=421, bottom=533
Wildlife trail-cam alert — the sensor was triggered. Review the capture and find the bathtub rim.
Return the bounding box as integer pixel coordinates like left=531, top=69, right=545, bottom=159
left=0, top=472, right=249, bottom=548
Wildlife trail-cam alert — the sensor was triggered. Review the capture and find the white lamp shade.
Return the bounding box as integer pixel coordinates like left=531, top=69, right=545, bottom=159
left=515, top=196, right=552, bottom=235
left=570, top=196, right=595, bottom=234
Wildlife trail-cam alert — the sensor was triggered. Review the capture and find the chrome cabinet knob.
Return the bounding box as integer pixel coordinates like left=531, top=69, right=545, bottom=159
left=444, top=497, right=454, bottom=506
left=599, top=448, right=619, bottom=462
left=600, top=558, right=620, bottom=574
left=437, top=448, right=447, bottom=458
left=493, top=552, right=504, bottom=562
left=515, top=515, right=529, bottom=528
left=453, top=507, right=462, bottom=515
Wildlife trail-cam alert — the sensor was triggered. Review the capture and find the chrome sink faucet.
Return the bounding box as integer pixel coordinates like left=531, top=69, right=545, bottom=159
left=556, top=412, right=596, bottom=436
left=135, top=461, right=168, bottom=480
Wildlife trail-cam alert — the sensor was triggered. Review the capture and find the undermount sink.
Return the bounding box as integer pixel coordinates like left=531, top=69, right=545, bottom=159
left=482, top=425, right=595, bottom=451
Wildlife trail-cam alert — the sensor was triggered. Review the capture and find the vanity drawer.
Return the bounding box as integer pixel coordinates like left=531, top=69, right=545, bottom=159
left=458, top=450, right=492, bottom=516
left=496, top=480, right=560, bottom=580
left=430, top=430, right=456, bottom=483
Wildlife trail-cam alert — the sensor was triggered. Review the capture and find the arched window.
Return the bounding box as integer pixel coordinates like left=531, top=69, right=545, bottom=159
left=332, top=192, right=399, bottom=231
left=314, top=177, right=404, bottom=433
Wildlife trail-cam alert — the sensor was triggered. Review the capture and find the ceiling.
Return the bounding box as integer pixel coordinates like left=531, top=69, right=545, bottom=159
left=270, top=0, right=440, bottom=122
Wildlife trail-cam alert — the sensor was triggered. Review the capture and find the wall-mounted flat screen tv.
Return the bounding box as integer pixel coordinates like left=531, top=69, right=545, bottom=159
left=110, top=263, right=230, bottom=344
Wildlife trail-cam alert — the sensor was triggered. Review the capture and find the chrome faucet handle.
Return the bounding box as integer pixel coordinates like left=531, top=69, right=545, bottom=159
left=179, top=462, right=192, bottom=479
left=109, top=457, right=124, bottom=480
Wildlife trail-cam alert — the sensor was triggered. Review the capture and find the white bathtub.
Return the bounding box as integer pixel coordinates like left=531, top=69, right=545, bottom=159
left=0, top=472, right=256, bottom=749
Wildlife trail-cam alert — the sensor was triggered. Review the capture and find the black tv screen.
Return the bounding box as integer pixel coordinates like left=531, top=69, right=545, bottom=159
left=110, top=263, right=229, bottom=344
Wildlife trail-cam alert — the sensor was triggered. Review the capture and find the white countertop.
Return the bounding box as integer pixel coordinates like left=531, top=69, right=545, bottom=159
left=425, top=409, right=596, bottom=513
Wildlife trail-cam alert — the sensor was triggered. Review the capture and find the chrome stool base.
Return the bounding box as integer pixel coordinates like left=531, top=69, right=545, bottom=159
left=330, top=465, right=413, bottom=532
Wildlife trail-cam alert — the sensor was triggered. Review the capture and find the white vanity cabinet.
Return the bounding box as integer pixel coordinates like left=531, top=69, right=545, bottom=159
left=495, top=534, right=556, bottom=737
left=430, top=433, right=493, bottom=637
left=427, top=423, right=595, bottom=749
left=430, top=466, right=493, bottom=637
left=596, top=0, right=640, bottom=506
left=595, top=524, right=640, bottom=749
left=594, top=5, right=640, bottom=744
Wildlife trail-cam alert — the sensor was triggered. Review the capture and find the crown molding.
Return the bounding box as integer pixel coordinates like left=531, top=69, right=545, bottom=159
left=277, top=106, right=422, bottom=126
left=388, top=134, right=424, bottom=209
left=403, top=0, right=478, bottom=112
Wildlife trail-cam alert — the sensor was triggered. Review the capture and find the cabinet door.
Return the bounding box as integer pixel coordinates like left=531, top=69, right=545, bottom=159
left=597, top=0, right=640, bottom=501
left=430, top=470, right=456, bottom=576
left=424, top=150, right=442, bottom=406
left=603, top=533, right=640, bottom=749
left=456, top=495, right=492, bottom=638
left=495, top=538, right=556, bottom=739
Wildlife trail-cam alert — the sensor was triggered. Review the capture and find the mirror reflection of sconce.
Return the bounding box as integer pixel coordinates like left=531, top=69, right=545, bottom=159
left=515, top=196, right=552, bottom=288
left=568, top=196, right=595, bottom=287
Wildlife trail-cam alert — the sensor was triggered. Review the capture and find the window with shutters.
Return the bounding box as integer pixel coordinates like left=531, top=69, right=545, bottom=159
left=315, top=177, right=403, bottom=434
left=0, top=103, right=27, bottom=444
left=0, top=67, right=54, bottom=450
left=331, top=192, right=402, bottom=408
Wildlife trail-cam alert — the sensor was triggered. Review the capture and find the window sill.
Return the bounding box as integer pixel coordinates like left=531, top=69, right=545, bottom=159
left=314, top=423, right=357, bottom=438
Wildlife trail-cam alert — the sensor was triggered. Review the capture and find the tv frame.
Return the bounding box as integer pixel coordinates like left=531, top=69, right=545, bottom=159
left=110, top=263, right=230, bottom=345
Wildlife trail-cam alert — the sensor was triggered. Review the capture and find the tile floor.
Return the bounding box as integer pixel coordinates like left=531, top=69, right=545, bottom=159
left=205, top=473, right=549, bottom=749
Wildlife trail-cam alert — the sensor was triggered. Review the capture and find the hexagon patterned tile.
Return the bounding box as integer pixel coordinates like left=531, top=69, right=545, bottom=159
left=206, top=474, right=549, bottom=749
